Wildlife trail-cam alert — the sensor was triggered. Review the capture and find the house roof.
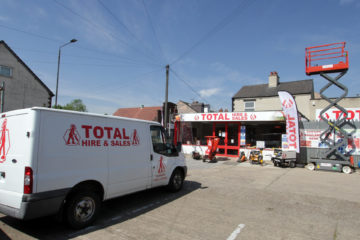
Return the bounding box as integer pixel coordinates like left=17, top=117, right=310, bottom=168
left=0, top=40, right=54, bottom=96
left=113, top=106, right=161, bottom=121
left=232, top=79, right=314, bottom=99
left=177, top=100, right=198, bottom=113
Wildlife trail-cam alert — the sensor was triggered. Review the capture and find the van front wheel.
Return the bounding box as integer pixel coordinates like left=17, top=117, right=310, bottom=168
left=167, top=169, right=184, bottom=192
left=65, top=190, right=101, bottom=229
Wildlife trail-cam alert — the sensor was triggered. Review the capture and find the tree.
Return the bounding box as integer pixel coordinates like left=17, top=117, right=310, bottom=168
left=54, top=99, right=87, bottom=112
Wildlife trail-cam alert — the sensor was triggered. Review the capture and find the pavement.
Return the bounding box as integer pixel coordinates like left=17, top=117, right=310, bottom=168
left=1, top=156, right=360, bottom=239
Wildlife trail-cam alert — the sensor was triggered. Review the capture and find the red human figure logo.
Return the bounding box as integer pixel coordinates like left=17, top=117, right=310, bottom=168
left=158, top=156, right=166, bottom=174
left=0, top=119, right=10, bottom=163
left=131, top=129, right=140, bottom=145
left=282, top=99, right=294, bottom=109
left=64, top=124, right=81, bottom=146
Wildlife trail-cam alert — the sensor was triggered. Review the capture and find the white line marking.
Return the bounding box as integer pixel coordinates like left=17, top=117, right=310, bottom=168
left=226, top=224, right=245, bottom=240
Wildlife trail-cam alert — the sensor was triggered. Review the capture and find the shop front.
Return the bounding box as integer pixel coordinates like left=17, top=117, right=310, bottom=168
left=174, top=111, right=286, bottom=159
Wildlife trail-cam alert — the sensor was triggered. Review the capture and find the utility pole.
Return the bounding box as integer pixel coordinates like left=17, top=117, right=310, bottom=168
left=164, top=64, right=169, bottom=132
left=0, top=82, right=4, bottom=113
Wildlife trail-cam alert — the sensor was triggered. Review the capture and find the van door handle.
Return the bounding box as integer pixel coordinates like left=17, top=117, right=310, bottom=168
left=150, top=154, right=153, bottom=161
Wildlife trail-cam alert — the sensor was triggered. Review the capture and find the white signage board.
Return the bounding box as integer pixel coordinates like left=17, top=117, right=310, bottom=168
left=256, top=141, right=265, bottom=149
left=180, top=111, right=285, bottom=122
left=316, top=108, right=360, bottom=121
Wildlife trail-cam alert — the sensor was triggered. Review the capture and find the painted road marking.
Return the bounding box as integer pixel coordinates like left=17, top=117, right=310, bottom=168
left=227, top=224, right=245, bottom=240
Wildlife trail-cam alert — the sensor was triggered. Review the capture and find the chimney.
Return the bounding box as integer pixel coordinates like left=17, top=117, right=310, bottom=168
left=269, top=71, right=279, bottom=88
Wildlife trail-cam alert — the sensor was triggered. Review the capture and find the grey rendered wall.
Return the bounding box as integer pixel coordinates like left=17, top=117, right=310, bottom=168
left=233, top=94, right=312, bottom=119
left=0, top=44, right=51, bottom=112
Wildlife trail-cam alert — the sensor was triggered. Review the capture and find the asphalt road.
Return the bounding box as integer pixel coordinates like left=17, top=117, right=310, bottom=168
left=1, top=158, right=360, bottom=240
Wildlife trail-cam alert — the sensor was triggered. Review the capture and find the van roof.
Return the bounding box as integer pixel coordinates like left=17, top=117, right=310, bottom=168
left=3, top=107, right=161, bottom=125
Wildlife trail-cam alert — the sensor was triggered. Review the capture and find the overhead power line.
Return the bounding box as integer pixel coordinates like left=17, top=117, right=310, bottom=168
left=52, top=0, right=163, bottom=66
left=141, top=0, right=165, bottom=62
left=170, top=69, right=210, bottom=105
left=170, top=0, right=255, bottom=65
left=96, top=0, right=164, bottom=66
left=0, top=24, right=60, bottom=43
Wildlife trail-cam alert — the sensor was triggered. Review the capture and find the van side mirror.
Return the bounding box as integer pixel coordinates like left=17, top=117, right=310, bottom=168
left=176, top=142, right=182, bottom=152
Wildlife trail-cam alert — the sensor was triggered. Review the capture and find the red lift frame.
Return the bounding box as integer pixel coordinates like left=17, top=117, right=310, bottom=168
left=305, top=42, right=348, bottom=75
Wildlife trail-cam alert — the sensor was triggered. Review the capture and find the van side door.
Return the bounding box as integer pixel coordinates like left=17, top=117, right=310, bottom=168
left=150, top=125, right=178, bottom=187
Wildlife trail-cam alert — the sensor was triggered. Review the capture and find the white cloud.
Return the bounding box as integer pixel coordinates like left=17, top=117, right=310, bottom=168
left=199, top=88, right=222, bottom=98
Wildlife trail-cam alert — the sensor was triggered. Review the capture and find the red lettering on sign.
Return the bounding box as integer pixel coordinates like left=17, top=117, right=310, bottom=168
left=67, top=124, right=140, bottom=148
left=333, top=110, right=342, bottom=119
left=286, top=114, right=297, bottom=149
left=348, top=110, right=354, bottom=120
left=114, top=128, right=122, bottom=139
left=123, top=129, right=129, bottom=139
left=218, top=113, right=224, bottom=120
left=82, top=125, right=92, bottom=138
left=104, top=127, right=113, bottom=138
left=93, top=126, right=104, bottom=139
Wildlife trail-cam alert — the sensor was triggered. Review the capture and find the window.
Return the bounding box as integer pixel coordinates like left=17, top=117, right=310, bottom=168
left=150, top=125, right=178, bottom=156
left=244, top=101, right=255, bottom=112
left=0, top=65, right=12, bottom=77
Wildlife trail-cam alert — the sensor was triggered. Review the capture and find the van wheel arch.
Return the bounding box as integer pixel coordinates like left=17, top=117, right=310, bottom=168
left=57, top=181, right=104, bottom=222
left=69, top=180, right=105, bottom=200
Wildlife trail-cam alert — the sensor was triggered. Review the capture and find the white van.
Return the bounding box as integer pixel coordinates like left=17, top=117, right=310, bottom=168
left=0, top=107, right=187, bottom=229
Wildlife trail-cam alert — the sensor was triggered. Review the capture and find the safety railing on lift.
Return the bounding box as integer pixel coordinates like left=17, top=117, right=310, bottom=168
left=305, top=42, right=348, bottom=75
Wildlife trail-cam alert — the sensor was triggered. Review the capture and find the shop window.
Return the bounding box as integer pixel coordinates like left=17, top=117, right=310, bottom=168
left=180, top=122, right=213, bottom=145
left=0, top=65, right=12, bottom=77
left=245, top=123, right=285, bottom=148
left=244, top=101, right=255, bottom=112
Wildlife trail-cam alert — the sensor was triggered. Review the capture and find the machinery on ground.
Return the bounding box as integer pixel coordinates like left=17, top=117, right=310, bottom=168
left=203, top=136, right=220, bottom=162
left=249, top=150, right=263, bottom=165
left=272, top=150, right=296, bottom=168
left=305, top=42, right=354, bottom=174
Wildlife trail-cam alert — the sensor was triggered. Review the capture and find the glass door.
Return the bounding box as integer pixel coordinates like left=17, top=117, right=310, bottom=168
left=227, top=123, right=239, bottom=156
left=215, top=123, right=226, bottom=155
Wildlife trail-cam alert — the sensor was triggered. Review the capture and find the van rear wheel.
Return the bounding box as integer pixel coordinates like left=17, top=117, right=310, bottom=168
left=65, top=190, right=101, bottom=229
left=167, top=169, right=184, bottom=192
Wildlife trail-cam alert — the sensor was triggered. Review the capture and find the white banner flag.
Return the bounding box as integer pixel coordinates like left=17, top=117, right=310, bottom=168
left=278, top=91, right=300, bottom=153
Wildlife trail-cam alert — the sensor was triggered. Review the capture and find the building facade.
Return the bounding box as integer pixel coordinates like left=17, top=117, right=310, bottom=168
left=176, top=71, right=360, bottom=158
left=0, top=40, right=54, bottom=112
left=232, top=71, right=360, bottom=121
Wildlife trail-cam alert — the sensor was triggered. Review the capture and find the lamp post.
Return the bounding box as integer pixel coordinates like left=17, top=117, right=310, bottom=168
left=55, top=39, right=77, bottom=107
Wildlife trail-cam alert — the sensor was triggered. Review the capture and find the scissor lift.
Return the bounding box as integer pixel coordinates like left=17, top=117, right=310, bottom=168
left=305, top=42, right=354, bottom=174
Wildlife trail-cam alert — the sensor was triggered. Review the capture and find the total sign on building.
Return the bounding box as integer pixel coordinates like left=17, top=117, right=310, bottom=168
left=181, top=111, right=285, bottom=122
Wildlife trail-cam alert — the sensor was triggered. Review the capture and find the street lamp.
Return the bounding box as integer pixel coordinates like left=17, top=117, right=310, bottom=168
left=55, top=38, right=77, bottom=107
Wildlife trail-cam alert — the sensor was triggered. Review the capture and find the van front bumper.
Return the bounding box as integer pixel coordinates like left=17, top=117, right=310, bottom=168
left=0, top=188, right=70, bottom=220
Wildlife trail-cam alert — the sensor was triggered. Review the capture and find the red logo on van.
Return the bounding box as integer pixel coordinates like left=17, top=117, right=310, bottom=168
left=158, top=156, right=166, bottom=174
left=131, top=129, right=140, bottom=145
left=0, top=119, right=10, bottom=163
left=64, top=124, right=81, bottom=146
left=64, top=124, right=140, bottom=147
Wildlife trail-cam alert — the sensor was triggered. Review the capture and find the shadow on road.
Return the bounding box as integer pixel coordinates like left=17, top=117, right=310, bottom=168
left=0, top=180, right=203, bottom=240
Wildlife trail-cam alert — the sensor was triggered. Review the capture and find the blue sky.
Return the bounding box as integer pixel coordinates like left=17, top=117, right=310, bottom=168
left=1, top=0, right=360, bottom=114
